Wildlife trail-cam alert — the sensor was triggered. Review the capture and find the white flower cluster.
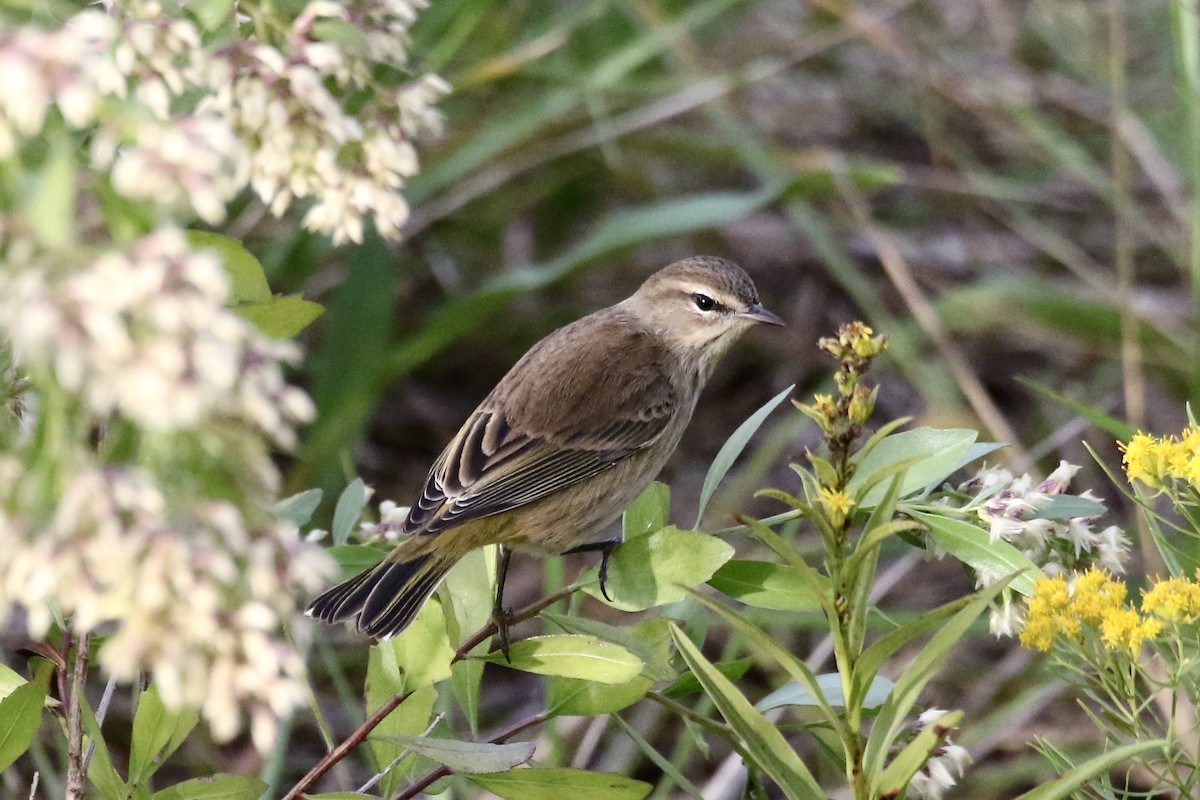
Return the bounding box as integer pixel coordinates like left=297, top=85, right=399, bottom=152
left=907, top=709, right=971, bottom=800
left=0, top=0, right=444, bottom=243
left=966, top=460, right=1130, bottom=576
left=0, top=230, right=313, bottom=444
left=196, top=1, right=447, bottom=243
left=0, top=463, right=333, bottom=749
left=0, top=12, right=123, bottom=158
left=934, top=460, right=1131, bottom=636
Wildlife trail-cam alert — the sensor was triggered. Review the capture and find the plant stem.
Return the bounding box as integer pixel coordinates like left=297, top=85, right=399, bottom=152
left=64, top=632, right=89, bottom=800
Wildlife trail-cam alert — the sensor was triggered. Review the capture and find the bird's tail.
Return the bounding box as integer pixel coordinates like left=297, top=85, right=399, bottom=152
left=306, top=553, right=451, bottom=639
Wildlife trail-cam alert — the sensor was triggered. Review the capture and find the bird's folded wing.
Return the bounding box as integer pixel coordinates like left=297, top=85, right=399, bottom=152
left=402, top=387, right=676, bottom=537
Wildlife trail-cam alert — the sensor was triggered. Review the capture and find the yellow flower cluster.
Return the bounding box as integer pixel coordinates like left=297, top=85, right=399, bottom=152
left=1142, top=573, right=1200, bottom=623
left=818, top=487, right=855, bottom=528
left=1020, top=569, right=1163, bottom=654
left=1120, top=427, right=1200, bottom=490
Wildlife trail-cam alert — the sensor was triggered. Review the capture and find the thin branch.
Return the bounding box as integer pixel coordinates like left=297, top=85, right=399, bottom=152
left=283, top=582, right=582, bottom=799
left=64, top=632, right=90, bottom=800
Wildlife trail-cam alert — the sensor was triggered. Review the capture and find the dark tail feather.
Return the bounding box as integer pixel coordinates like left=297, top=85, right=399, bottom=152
left=307, top=554, right=448, bottom=638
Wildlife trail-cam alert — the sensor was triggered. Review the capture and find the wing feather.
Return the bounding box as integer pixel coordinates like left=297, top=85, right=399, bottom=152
left=401, top=314, right=679, bottom=537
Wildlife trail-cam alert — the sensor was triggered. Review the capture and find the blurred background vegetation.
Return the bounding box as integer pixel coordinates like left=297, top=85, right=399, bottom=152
left=232, top=0, right=1196, bottom=795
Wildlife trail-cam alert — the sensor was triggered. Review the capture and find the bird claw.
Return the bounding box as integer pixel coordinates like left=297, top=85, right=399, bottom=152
left=492, top=607, right=513, bottom=663
left=599, top=547, right=614, bottom=602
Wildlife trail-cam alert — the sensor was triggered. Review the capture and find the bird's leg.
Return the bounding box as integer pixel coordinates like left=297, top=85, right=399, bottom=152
left=492, top=545, right=513, bottom=661
left=564, top=536, right=622, bottom=601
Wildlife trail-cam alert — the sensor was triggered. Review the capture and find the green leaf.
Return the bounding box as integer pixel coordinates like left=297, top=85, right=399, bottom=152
left=584, top=526, right=734, bottom=612
left=1030, top=494, right=1107, bottom=521
left=0, top=662, right=27, bottom=700
left=848, top=428, right=978, bottom=507
left=371, top=606, right=455, bottom=692
left=707, top=559, right=820, bottom=611
left=327, top=544, right=388, bottom=579
left=695, top=384, right=795, bottom=527
left=81, top=697, right=127, bottom=800
left=190, top=0, right=234, bottom=30
left=864, top=578, right=1012, bottom=793
left=662, top=658, right=753, bottom=699
left=331, top=478, right=369, bottom=546
left=303, top=794, right=377, bottom=800
left=364, top=605, right=451, bottom=793
left=150, top=775, right=266, bottom=800
left=853, top=595, right=975, bottom=713
left=129, top=683, right=199, bottom=784
left=542, top=615, right=675, bottom=681
left=876, top=709, right=963, bottom=796
left=29, top=132, right=76, bottom=248
left=669, top=625, right=825, bottom=800
left=235, top=294, right=324, bottom=338
left=756, top=674, right=893, bottom=712
left=480, top=635, right=643, bottom=684
left=311, top=17, right=372, bottom=51
left=0, top=683, right=44, bottom=773
left=383, top=735, right=535, bottom=774
left=272, top=488, right=322, bottom=526
left=1013, top=739, right=1168, bottom=800
left=546, top=674, right=652, bottom=717
left=465, top=767, right=651, bottom=800
left=185, top=231, right=270, bottom=304
left=623, top=482, right=670, bottom=541
left=910, top=510, right=1039, bottom=596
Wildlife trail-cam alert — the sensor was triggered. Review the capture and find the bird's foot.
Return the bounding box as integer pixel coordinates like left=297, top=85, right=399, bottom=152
left=492, top=606, right=513, bottom=663
left=599, top=547, right=615, bottom=602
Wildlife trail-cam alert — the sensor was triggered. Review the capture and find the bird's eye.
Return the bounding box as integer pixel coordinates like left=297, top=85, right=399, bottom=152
left=692, top=293, right=716, bottom=312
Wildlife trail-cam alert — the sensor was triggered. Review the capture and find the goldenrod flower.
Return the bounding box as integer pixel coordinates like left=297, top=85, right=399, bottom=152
left=1142, top=575, right=1200, bottom=623
left=1120, top=432, right=1166, bottom=489
left=1019, top=569, right=1161, bottom=655
left=819, top=487, right=855, bottom=528
left=1099, top=608, right=1162, bottom=654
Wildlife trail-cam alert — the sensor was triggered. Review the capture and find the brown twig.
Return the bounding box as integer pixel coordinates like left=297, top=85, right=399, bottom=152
left=64, top=632, right=90, bottom=800
left=282, top=583, right=581, bottom=799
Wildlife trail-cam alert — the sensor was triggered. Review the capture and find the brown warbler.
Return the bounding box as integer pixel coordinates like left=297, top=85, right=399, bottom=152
left=307, top=256, right=783, bottom=638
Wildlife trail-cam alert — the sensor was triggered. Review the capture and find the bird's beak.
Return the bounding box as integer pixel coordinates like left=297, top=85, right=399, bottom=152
left=741, top=303, right=785, bottom=327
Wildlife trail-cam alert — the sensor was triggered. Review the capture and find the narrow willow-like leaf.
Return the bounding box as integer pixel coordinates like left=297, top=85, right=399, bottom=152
left=876, top=709, right=963, bottom=796
left=272, top=489, right=322, bottom=527
left=669, top=625, right=825, bottom=800
left=331, top=478, right=368, bottom=546
left=910, top=510, right=1038, bottom=596
left=465, top=767, right=651, bottom=800
left=756, top=674, right=893, bottom=712
left=695, top=384, right=795, bottom=528
left=149, top=775, right=267, bottom=800
left=381, top=735, right=535, bottom=774
left=852, top=595, right=973, bottom=713
left=682, top=589, right=839, bottom=727
left=1013, top=739, right=1169, bottom=800
left=848, top=428, right=978, bottom=507
left=864, top=578, right=1012, bottom=792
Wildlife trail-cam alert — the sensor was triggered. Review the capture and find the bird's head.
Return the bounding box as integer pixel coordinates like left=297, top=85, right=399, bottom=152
left=624, top=256, right=783, bottom=369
